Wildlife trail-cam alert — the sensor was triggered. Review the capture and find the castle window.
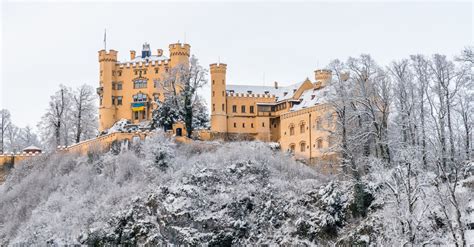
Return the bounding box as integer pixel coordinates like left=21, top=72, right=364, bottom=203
left=250, top=106, right=254, bottom=113
left=300, top=122, right=305, bottom=134
left=212, top=80, right=215, bottom=85
left=118, top=71, right=122, bottom=76
left=300, top=142, right=306, bottom=152
left=328, top=136, right=335, bottom=147
left=327, top=114, right=336, bottom=128
left=242, top=123, right=245, bottom=128
left=232, top=105, right=237, bottom=113
left=134, top=111, right=139, bottom=120
left=289, top=125, right=295, bottom=136
left=117, top=96, right=123, bottom=105
left=111, top=96, right=115, bottom=105
left=289, top=144, right=295, bottom=153
left=262, top=122, right=265, bottom=127
left=212, top=91, right=215, bottom=97
left=213, top=104, right=215, bottom=112
left=133, top=93, right=147, bottom=102
left=251, top=123, right=254, bottom=128
left=133, top=79, right=147, bottom=89
left=241, top=105, right=246, bottom=113
left=117, top=82, right=123, bottom=90
left=100, top=70, right=103, bottom=76
left=222, top=79, right=224, bottom=84
left=135, top=70, right=138, bottom=75
left=317, top=139, right=323, bottom=149
left=316, top=118, right=322, bottom=130
left=222, top=91, right=225, bottom=97
left=234, top=122, right=237, bottom=128
left=222, top=104, right=225, bottom=111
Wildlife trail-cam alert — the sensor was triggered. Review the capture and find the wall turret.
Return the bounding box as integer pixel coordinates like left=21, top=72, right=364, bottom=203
left=98, top=49, right=118, bottom=132
left=210, top=63, right=227, bottom=133
left=314, top=69, right=332, bottom=88
left=169, top=42, right=190, bottom=67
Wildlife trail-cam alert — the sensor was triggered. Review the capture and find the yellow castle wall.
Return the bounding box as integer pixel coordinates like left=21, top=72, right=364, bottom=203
left=280, top=104, right=337, bottom=162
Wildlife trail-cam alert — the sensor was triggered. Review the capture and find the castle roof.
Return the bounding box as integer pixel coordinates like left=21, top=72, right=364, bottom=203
left=226, top=81, right=305, bottom=101
left=290, top=84, right=333, bottom=111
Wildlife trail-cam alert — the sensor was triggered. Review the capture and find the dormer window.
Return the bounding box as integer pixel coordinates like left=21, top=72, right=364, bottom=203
left=264, top=91, right=269, bottom=95
left=247, top=90, right=252, bottom=94
left=311, top=95, right=315, bottom=100
left=283, top=92, right=288, bottom=96
left=293, top=89, right=297, bottom=93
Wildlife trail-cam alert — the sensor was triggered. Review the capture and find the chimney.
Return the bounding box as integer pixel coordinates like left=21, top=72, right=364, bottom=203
left=274, top=81, right=278, bottom=89
left=130, top=50, right=136, bottom=60
left=157, top=49, right=163, bottom=56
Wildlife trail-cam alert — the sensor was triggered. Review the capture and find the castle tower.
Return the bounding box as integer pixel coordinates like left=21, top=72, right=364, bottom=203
left=98, top=49, right=118, bottom=132
left=314, top=69, right=332, bottom=88
left=169, top=43, right=190, bottom=68
left=210, top=63, right=228, bottom=133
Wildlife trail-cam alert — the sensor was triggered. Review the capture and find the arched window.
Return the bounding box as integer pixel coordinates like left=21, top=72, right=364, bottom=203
left=316, top=138, right=323, bottom=149
left=300, top=142, right=306, bottom=152
left=289, top=124, right=295, bottom=136
left=328, top=135, right=335, bottom=147
left=316, top=118, right=322, bottom=130
left=300, top=122, right=306, bottom=134
left=327, top=114, right=336, bottom=128
left=133, top=78, right=147, bottom=89
left=133, top=93, right=147, bottom=102
left=289, top=144, right=295, bottom=153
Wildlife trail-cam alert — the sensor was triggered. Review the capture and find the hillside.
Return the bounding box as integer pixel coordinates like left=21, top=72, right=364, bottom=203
left=0, top=134, right=472, bottom=245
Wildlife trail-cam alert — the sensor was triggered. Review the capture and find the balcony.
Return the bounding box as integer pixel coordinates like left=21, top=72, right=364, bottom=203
left=96, top=86, right=103, bottom=95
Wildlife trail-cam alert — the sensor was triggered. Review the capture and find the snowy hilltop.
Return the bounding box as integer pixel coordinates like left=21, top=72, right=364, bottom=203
left=0, top=134, right=472, bottom=245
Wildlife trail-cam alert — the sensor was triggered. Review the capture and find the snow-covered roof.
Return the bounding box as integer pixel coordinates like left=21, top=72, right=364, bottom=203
left=22, top=145, right=42, bottom=151
left=226, top=81, right=305, bottom=102
left=290, top=85, right=333, bottom=111
left=121, top=55, right=169, bottom=64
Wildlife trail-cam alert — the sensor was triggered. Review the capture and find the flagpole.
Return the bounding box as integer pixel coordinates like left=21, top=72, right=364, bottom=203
left=104, top=28, right=107, bottom=51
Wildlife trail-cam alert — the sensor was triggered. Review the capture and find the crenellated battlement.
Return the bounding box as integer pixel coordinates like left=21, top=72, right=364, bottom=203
left=210, top=63, right=227, bottom=73
left=227, top=92, right=275, bottom=99
left=315, top=69, right=332, bottom=81
left=98, top=50, right=118, bottom=62
left=117, top=59, right=170, bottom=69
left=169, top=43, right=191, bottom=57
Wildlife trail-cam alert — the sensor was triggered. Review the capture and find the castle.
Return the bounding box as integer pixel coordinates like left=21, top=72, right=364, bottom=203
left=210, top=64, right=337, bottom=163
left=97, top=42, right=190, bottom=132
left=97, top=42, right=338, bottom=163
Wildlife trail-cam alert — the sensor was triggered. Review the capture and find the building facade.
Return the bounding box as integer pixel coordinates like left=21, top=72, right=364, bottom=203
left=97, top=42, right=190, bottom=131
left=210, top=63, right=338, bottom=163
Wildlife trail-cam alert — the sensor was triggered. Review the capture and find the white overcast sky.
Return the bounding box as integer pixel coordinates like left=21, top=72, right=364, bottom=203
left=1, top=0, right=473, bottom=128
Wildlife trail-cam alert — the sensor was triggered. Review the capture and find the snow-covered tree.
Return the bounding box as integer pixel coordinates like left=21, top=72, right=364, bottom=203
left=71, top=84, right=97, bottom=143
left=0, top=109, right=11, bottom=154
left=153, top=55, right=208, bottom=138
left=38, top=85, right=73, bottom=149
